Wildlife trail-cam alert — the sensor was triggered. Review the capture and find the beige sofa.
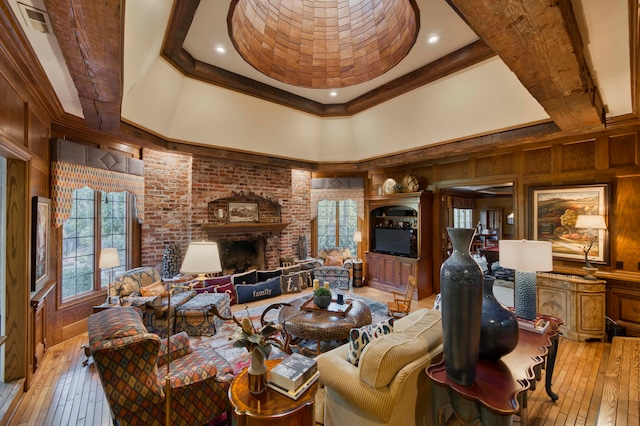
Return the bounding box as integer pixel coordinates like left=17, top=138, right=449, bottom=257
left=316, top=308, right=443, bottom=426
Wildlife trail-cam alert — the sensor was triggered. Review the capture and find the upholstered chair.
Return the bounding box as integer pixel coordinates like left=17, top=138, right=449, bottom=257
left=88, top=306, right=233, bottom=426
left=315, top=247, right=354, bottom=289
left=316, top=308, right=443, bottom=425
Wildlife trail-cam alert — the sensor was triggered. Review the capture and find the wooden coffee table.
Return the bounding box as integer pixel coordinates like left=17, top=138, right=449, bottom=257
left=427, top=315, right=562, bottom=425
left=278, top=297, right=372, bottom=355
left=229, top=359, right=318, bottom=426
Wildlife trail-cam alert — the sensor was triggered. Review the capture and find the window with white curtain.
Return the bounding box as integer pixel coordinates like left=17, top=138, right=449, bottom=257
left=453, top=207, right=473, bottom=228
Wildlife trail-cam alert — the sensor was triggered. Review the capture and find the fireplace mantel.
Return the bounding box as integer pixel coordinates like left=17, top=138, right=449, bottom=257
left=202, top=222, right=290, bottom=236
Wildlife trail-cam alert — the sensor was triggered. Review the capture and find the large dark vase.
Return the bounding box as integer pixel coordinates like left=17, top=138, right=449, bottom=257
left=479, top=276, right=519, bottom=360
left=440, top=228, right=483, bottom=385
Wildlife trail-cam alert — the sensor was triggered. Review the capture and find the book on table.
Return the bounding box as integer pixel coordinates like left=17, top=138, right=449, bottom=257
left=267, top=371, right=320, bottom=400
left=269, top=353, right=318, bottom=391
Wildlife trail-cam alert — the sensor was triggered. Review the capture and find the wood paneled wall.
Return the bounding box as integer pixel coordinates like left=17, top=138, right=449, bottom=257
left=368, top=129, right=640, bottom=293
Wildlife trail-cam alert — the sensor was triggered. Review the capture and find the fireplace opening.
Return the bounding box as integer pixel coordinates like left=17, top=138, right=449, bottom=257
left=218, top=239, right=265, bottom=274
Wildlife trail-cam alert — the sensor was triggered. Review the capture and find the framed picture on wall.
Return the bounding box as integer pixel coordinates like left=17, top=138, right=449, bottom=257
left=530, top=184, right=610, bottom=264
left=228, top=202, right=259, bottom=223
left=31, top=196, right=51, bottom=292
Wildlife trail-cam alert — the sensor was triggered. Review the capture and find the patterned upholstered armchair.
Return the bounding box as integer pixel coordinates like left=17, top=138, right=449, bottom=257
left=315, top=247, right=354, bottom=290
left=88, top=307, right=233, bottom=426
left=110, top=267, right=196, bottom=337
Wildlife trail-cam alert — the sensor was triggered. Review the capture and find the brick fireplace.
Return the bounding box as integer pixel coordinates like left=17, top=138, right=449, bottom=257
left=218, top=238, right=266, bottom=274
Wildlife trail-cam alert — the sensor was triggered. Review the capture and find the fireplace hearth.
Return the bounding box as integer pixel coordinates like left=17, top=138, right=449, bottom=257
left=218, top=239, right=265, bottom=274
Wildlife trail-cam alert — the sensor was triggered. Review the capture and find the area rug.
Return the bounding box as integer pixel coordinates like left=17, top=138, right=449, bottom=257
left=191, top=294, right=389, bottom=374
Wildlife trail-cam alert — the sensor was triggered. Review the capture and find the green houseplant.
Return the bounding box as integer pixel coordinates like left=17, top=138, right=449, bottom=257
left=314, top=287, right=332, bottom=308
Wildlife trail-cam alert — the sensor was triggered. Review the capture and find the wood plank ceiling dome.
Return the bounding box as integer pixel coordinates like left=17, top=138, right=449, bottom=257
left=228, top=0, right=420, bottom=89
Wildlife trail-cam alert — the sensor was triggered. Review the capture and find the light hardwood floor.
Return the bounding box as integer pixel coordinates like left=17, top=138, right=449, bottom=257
left=8, top=285, right=611, bottom=425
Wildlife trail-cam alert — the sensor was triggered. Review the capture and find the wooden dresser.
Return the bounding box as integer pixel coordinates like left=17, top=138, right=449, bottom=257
left=536, top=273, right=606, bottom=341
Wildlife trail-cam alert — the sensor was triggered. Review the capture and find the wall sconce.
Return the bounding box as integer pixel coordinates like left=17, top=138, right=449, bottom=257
left=506, top=211, right=515, bottom=225
left=575, top=215, right=607, bottom=280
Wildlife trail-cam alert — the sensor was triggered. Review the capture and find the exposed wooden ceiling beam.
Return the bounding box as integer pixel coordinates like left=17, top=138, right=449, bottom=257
left=43, top=0, right=123, bottom=131
left=447, top=0, right=604, bottom=131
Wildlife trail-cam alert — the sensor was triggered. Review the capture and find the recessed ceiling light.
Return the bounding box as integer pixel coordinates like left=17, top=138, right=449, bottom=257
left=216, top=46, right=226, bottom=54
left=330, top=92, right=338, bottom=97
left=428, top=35, right=439, bottom=44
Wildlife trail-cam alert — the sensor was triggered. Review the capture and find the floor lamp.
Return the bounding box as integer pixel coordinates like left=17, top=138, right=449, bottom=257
left=99, top=248, right=120, bottom=305
left=353, top=231, right=362, bottom=261
left=161, top=241, right=222, bottom=426
left=499, top=240, right=553, bottom=321
left=575, top=214, right=607, bottom=280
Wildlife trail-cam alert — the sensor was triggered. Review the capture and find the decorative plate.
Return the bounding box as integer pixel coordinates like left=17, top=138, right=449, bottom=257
left=382, top=178, right=397, bottom=195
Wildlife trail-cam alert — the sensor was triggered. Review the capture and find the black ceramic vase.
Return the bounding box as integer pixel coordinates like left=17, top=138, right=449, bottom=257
left=440, top=228, right=483, bottom=386
left=479, top=276, right=519, bottom=360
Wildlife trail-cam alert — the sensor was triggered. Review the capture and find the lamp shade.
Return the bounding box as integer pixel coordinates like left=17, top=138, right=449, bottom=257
left=180, top=241, right=222, bottom=275
left=99, top=248, right=120, bottom=269
left=575, top=215, right=607, bottom=230
left=499, top=240, right=553, bottom=272
left=353, top=231, right=362, bottom=243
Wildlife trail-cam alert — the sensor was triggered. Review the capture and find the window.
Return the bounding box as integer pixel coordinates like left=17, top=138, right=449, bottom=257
left=61, top=188, right=128, bottom=301
left=453, top=208, right=473, bottom=228
left=317, top=199, right=358, bottom=253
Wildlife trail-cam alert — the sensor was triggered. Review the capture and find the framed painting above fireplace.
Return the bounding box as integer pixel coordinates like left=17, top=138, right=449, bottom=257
left=228, top=202, right=259, bottom=223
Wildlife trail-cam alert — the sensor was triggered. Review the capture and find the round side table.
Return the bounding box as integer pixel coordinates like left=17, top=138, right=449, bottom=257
left=229, top=359, right=318, bottom=426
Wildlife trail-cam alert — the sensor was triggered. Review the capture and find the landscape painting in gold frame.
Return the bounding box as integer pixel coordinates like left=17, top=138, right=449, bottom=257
left=530, top=184, right=609, bottom=264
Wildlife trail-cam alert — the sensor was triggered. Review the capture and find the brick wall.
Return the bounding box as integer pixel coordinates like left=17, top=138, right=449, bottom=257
left=142, top=149, right=312, bottom=270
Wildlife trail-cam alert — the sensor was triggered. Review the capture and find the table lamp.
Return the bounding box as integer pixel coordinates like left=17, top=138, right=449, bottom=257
left=99, top=247, right=120, bottom=305
left=179, top=241, right=222, bottom=281
left=575, top=214, right=607, bottom=280
left=353, top=231, right=362, bottom=261
left=499, top=240, right=553, bottom=321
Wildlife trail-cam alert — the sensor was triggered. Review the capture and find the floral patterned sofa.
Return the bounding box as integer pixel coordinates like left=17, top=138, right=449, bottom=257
left=110, top=266, right=196, bottom=337
left=88, top=306, right=233, bottom=426
left=315, top=247, right=354, bottom=290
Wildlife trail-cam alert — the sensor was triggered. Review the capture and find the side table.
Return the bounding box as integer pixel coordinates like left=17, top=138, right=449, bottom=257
left=352, top=260, right=363, bottom=287
left=427, top=315, right=563, bottom=425
left=229, top=359, right=318, bottom=426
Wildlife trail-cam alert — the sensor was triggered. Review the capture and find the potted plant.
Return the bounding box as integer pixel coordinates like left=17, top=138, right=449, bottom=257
left=228, top=306, right=281, bottom=394
left=314, top=287, right=332, bottom=308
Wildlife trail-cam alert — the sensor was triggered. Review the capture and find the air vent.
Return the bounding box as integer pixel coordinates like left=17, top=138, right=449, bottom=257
left=18, top=2, right=50, bottom=34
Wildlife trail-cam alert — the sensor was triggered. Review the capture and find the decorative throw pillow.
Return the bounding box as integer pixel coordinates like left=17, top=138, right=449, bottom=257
left=204, top=275, right=232, bottom=286
left=280, top=273, right=302, bottom=294
left=194, top=282, right=237, bottom=305
left=346, top=317, right=394, bottom=366
left=278, top=264, right=301, bottom=275
left=235, top=277, right=282, bottom=304
left=232, top=270, right=258, bottom=285
left=324, top=255, right=343, bottom=267
left=140, top=280, right=168, bottom=297
left=257, top=269, right=283, bottom=282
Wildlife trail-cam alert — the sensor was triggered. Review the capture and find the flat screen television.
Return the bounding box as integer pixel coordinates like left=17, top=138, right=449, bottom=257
left=373, top=228, right=416, bottom=257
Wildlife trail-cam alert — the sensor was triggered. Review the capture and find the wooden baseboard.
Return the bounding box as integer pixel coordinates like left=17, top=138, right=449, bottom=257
left=62, top=318, right=88, bottom=343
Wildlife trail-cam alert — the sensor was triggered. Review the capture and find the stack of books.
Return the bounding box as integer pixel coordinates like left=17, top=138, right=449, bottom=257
left=268, top=353, right=320, bottom=400
left=518, top=317, right=551, bottom=334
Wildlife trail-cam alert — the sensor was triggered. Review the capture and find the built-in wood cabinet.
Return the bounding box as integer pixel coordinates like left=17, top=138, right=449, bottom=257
left=602, top=272, right=640, bottom=337
left=365, top=191, right=433, bottom=299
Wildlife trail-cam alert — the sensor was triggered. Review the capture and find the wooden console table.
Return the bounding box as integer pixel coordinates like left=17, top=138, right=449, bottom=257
left=229, top=359, right=318, bottom=425
left=427, top=315, right=562, bottom=425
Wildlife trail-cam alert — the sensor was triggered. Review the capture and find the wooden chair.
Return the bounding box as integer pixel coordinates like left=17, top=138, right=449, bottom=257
left=387, top=276, right=417, bottom=318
